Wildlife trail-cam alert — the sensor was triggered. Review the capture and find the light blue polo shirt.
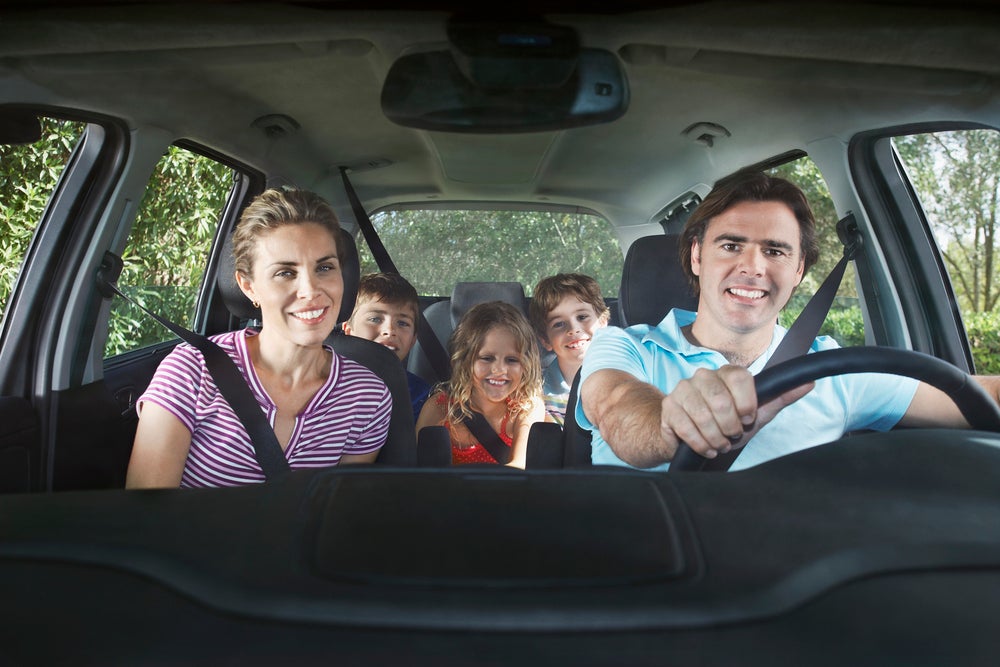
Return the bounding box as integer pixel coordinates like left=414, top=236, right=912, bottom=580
left=576, top=309, right=919, bottom=471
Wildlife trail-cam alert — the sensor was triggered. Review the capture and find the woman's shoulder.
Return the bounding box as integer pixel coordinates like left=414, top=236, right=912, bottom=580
left=169, top=328, right=247, bottom=366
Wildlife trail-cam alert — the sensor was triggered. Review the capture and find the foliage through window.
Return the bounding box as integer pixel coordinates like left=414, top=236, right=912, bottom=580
left=894, top=128, right=1000, bottom=373
left=104, top=146, right=233, bottom=357
left=0, top=116, right=86, bottom=321
left=358, top=207, right=622, bottom=298
left=768, top=157, right=864, bottom=347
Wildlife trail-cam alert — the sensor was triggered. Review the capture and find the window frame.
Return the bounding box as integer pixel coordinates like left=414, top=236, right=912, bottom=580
left=0, top=111, right=129, bottom=396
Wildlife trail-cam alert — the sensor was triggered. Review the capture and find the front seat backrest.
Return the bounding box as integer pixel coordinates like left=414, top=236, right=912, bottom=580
left=563, top=234, right=698, bottom=467
left=618, top=234, right=698, bottom=327
left=216, top=225, right=416, bottom=466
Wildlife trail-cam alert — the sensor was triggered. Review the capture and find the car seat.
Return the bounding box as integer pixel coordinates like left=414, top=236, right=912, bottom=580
left=560, top=233, right=698, bottom=466
left=216, top=227, right=417, bottom=466
left=617, top=233, right=698, bottom=326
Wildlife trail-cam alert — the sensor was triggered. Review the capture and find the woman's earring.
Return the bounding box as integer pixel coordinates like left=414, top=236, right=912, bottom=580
left=252, top=300, right=260, bottom=309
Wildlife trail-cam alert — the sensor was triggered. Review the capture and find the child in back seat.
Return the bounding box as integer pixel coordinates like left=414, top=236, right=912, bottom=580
left=343, top=272, right=432, bottom=421
left=415, top=301, right=548, bottom=468
left=529, top=273, right=610, bottom=425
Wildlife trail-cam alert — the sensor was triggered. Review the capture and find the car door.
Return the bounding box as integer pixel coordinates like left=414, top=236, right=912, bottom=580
left=0, top=109, right=258, bottom=491
left=0, top=113, right=123, bottom=492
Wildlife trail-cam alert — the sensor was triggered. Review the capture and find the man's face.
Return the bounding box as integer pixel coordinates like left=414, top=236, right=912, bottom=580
left=690, top=200, right=804, bottom=337
left=343, top=298, right=417, bottom=361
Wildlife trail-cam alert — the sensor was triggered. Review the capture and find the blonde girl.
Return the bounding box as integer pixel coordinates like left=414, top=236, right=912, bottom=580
left=415, top=301, right=548, bottom=468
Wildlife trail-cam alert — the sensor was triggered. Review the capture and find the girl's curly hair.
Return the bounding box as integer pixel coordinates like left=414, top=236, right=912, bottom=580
left=444, top=301, right=542, bottom=426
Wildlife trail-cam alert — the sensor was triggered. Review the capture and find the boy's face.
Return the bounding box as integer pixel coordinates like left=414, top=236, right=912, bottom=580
left=343, top=297, right=418, bottom=361
left=541, top=295, right=609, bottom=365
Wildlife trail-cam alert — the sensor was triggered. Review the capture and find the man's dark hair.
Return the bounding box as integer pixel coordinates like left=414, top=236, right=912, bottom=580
left=678, top=170, right=820, bottom=294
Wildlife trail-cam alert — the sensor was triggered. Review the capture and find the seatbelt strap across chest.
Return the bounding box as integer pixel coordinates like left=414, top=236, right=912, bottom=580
left=463, top=412, right=512, bottom=464
left=97, top=252, right=290, bottom=480
left=340, top=167, right=453, bottom=381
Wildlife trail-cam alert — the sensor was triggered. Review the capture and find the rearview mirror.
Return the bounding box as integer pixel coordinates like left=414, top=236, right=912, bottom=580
left=381, top=20, right=629, bottom=133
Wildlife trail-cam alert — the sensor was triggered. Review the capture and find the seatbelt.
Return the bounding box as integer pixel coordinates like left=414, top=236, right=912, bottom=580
left=762, top=213, right=863, bottom=369
left=339, top=167, right=453, bottom=381
left=463, top=412, right=512, bottom=464
left=674, top=213, right=863, bottom=472
left=97, top=252, right=290, bottom=480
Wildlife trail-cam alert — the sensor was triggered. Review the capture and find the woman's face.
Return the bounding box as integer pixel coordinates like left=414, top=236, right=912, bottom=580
left=470, top=326, right=524, bottom=408
left=237, top=222, right=343, bottom=348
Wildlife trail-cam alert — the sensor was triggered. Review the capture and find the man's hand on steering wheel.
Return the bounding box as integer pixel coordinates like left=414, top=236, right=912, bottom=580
left=668, top=347, right=1000, bottom=472
left=659, top=365, right=813, bottom=460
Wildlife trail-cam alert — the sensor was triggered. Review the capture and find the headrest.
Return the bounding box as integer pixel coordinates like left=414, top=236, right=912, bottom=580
left=618, top=234, right=698, bottom=327
left=450, top=281, right=527, bottom=326
left=216, top=226, right=360, bottom=325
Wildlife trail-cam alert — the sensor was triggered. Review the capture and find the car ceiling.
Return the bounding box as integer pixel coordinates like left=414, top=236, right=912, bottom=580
left=0, top=1, right=998, bottom=233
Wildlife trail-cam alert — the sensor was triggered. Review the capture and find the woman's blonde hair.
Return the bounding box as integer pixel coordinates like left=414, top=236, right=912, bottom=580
left=444, top=301, right=542, bottom=425
left=232, top=188, right=341, bottom=278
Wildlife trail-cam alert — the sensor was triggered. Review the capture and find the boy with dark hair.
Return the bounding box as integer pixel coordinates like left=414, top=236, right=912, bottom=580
left=529, top=273, right=610, bottom=424
left=344, top=272, right=431, bottom=421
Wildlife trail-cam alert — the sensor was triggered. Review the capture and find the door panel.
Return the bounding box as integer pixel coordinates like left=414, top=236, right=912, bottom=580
left=0, top=397, right=39, bottom=493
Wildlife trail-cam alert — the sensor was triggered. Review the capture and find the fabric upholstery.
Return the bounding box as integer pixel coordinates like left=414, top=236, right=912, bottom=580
left=617, top=234, right=698, bottom=327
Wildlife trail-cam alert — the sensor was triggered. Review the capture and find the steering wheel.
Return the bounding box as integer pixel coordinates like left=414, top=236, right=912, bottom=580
left=669, top=347, right=1000, bottom=472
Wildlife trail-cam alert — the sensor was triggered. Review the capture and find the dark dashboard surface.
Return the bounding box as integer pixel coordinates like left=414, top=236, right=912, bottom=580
left=2, top=429, right=999, bottom=664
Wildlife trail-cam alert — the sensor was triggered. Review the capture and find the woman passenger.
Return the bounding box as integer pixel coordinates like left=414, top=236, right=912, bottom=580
left=126, top=188, right=392, bottom=488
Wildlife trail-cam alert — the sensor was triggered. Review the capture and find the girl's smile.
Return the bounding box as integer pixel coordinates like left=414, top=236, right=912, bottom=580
left=472, top=327, right=524, bottom=407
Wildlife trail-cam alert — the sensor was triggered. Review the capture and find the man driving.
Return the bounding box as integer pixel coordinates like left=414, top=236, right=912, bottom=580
left=578, top=170, right=1000, bottom=471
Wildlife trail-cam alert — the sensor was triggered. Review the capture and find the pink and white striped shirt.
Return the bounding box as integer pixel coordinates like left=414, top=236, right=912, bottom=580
left=138, top=329, right=391, bottom=488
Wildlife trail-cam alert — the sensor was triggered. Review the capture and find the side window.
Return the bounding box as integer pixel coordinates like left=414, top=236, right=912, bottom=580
left=0, top=116, right=86, bottom=321
left=104, top=146, right=233, bottom=357
left=893, top=128, right=1000, bottom=373
left=769, top=157, right=864, bottom=347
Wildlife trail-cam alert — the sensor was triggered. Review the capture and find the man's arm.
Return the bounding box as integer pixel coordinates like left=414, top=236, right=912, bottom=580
left=581, top=366, right=814, bottom=468
left=899, top=375, right=1000, bottom=428
left=580, top=369, right=672, bottom=467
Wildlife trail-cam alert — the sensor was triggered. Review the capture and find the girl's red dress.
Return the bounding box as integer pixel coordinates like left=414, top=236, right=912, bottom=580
left=436, top=393, right=513, bottom=464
